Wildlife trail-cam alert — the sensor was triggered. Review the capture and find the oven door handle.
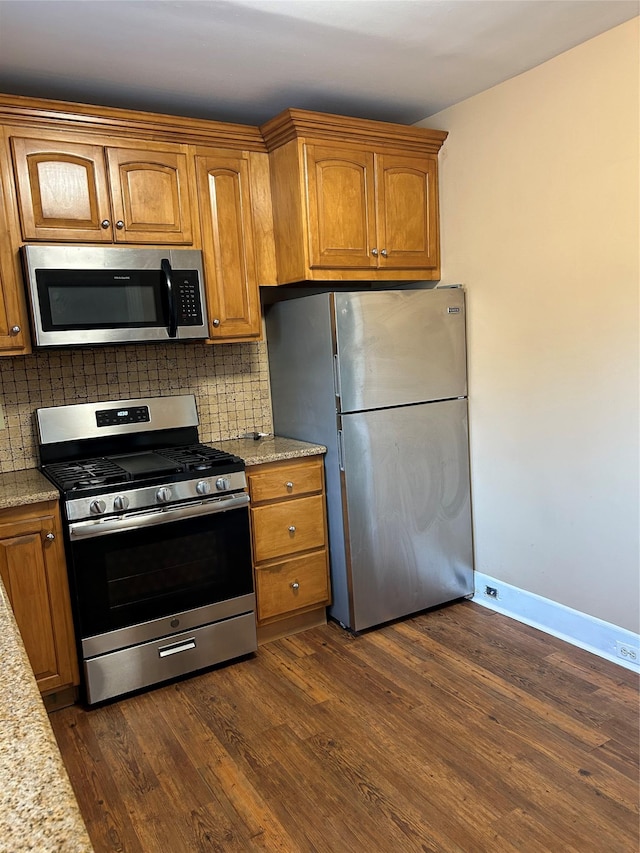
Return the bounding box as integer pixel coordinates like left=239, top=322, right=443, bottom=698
left=67, top=493, right=250, bottom=540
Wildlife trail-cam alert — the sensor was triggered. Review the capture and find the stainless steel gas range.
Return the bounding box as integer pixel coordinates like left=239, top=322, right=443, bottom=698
left=36, top=394, right=257, bottom=705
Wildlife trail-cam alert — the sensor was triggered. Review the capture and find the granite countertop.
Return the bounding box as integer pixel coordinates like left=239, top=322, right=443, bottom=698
left=0, top=469, right=92, bottom=849
left=0, top=468, right=59, bottom=510
left=215, top=435, right=326, bottom=466
left=0, top=580, right=94, bottom=852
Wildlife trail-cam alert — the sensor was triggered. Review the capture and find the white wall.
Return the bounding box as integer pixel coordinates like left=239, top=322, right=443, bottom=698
left=420, top=19, right=639, bottom=633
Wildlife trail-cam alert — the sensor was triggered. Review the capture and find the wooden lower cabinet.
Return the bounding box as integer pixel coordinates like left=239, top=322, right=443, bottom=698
left=0, top=501, right=79, bottom=698
left=247, top=456, right=331, bottom=642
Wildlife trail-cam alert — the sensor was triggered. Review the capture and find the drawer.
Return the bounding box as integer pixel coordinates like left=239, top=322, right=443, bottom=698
left=255, top=551, right=329, bottom=622
left=248, top=458, right=323, bottom=503
left=251, top=494, right=326, bottom=562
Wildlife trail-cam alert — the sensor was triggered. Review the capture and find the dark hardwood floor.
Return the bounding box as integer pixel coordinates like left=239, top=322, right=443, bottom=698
left=50, top=602, right=639, bottom=852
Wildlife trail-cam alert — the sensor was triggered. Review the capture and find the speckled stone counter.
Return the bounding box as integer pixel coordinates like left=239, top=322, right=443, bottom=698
left=0, top=468, right=59, bottom=509
left=214, top=435, right=326, bottom=466
left=0, top=579, right=94, bottom=852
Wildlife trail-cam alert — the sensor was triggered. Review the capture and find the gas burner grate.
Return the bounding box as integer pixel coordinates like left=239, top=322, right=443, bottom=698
left=44, top=457, right=132, bottom=491
left=155, top=444, right=242, bottom=472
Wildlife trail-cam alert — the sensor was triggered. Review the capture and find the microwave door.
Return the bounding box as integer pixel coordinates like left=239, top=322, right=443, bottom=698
left=161, top=258, right=178, bottom=338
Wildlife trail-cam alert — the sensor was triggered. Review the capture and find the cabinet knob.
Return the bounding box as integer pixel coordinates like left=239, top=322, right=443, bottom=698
left=212, top=318, right=221, bottom=328
left=380, top=248, right=388, bottom=257
left=291, top=582, right=300, bottom=590
left=115, top=220, right=125, bottom=229
left=101, top=219, right=110, bottom=229
left=10, top=325, right=21, bottom=335
left=288, top=525, right=296, bottom=534
left=45, top=532, right=55, bottom=541
left=371, top=248, right=379, bottom=257
left=285, top=481, right=294, bottom=491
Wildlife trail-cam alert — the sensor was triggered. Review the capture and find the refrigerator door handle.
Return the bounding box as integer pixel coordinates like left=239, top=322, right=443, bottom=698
left=337, top=429, right=345, bottom=472
left=333, top=354, right=342, bottom=403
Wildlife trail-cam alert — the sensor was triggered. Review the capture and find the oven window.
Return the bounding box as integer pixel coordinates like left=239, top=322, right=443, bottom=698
left=68, top=508, right=253, bottom=637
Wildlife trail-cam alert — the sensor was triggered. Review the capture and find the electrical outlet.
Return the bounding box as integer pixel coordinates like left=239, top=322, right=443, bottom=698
left=616, top=641, right=639, bottom=664
left=485, top=586, right=498, bottom=599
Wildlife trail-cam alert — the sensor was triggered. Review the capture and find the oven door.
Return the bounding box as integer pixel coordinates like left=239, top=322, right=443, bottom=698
left=65, top=495, right=254, bottom=646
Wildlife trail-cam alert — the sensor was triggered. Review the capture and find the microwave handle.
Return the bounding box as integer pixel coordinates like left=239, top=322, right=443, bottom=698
left=161, top=258, right=178, bottom=338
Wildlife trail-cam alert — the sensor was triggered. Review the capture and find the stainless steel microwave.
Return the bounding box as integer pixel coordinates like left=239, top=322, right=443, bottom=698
left=22, top=245, right=209, bottom=348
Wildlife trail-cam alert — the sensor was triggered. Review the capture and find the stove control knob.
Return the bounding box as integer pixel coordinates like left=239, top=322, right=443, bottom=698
left=113, top=495, right=130, bottom=512
left=196, top=480, right=211, bottom=496
left=156, top=487, right=172, bottom=504
left=90, top=499, right=106, bottom=515
left=215, top=477, right=231, bottom=492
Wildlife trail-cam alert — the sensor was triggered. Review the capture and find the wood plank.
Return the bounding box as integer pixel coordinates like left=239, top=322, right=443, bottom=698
left=49, top=602, right=639, bottom=853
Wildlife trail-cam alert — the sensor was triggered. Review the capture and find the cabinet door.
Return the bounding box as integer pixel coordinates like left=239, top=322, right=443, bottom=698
left=0, top=509, right=78, bottom=693
left=0, top=166, right=29, bottom=353
left=304, top=144, right=377, bottom=269
left=106, top=146, right=193, bottom=244
left=375, top=153, right=439, bottom=270
left=195, top=152, right=261, bottom=340
left=10, top=137, right=113, bottom=241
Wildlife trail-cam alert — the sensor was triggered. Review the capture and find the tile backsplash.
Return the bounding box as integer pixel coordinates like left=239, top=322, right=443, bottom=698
left=0, top=341, right=273, bottom=472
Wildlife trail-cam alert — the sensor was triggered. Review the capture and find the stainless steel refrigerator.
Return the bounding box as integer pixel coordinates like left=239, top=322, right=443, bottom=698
left=265, top=288, right=474, bottom=632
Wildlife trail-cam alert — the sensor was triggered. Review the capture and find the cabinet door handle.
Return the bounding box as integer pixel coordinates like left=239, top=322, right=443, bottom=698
left=10, top=326, right=21, bottom=336
left=371, top=248, right=379, bottom=256
left=212, top=318, right=221, bottom=328
left=101, top=219, right=110, bottom=229
left=285, top=481, right=294, bottom=491
left=380, top=249, right=388, bottom=257
left=291, top=582, right=300, bottom=590
left=288, top=525, right=296, bottom=533
left=115, top=220, right=125, bottom=229
left=45, top=532, right=55, bottom=541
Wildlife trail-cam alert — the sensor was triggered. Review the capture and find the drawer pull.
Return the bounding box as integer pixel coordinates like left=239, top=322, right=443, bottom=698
left=158, top=638, right=196, bottom=658
left=286, top=481, right=294, bottom=490
left=288, top=525, right=296, bottom=533
left=291, top=582, right=300, bottom=590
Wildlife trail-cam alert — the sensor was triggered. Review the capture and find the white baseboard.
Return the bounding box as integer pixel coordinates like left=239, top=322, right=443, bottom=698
left=472, top=572, right=640, bottom=672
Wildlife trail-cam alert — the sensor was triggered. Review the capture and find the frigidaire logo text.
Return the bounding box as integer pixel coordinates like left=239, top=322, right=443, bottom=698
left=113, top=276, right=131, bottom=280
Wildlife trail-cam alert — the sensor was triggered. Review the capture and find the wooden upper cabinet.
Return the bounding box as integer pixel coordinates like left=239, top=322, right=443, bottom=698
left=11, top=136, right=193, bottom=244
left=261, top=109, right=448, bottom=283
left=0, top=157, right=30, bottom=353
left=376, top=153, right=439, bottom=270
left=11, top=137, right=112, bottom=241
left=305, top=145, right=376, bottom=270
left=106, top=147, right=193, bottom=244
left=195, top=149, right=262, bottom=341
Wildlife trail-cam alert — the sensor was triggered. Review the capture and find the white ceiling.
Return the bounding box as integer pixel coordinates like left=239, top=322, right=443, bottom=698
left=0, top=0, right=637, bottom=126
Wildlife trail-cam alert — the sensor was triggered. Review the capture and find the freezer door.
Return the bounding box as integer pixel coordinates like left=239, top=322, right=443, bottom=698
left=339, top=399, right=473, bottom=632
left=334, top=289, right=467, bottom=412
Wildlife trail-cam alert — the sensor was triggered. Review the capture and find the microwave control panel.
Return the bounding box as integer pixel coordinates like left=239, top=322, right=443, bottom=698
left=175, top=273, right=203, bottom=325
